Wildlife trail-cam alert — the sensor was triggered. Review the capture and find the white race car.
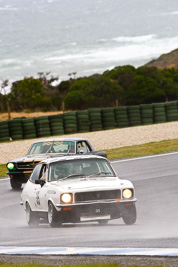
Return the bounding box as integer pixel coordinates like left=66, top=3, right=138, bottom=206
left=21, top=155, right=137, bottom=227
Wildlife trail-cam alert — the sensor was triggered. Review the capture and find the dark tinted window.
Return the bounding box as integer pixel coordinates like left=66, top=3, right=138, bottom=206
left=48, top=158, right=116, bottom=181
left=29, top=164, right=42, bottom=183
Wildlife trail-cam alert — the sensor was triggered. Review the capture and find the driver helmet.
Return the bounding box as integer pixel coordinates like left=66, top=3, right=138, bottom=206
left=54, top=164, right=68, bottom=179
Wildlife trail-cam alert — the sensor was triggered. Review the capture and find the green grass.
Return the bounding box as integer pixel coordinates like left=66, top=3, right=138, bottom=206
left=1, top=139, right=178, bottom=178
left=0, top=164, right=7, bottom=177
left=106, top=138, right=178, bottom=160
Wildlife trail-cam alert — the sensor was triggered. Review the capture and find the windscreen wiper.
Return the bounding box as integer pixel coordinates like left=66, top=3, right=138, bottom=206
left=58, top=173, right=85, bottom=181
left=45, top=142, right=54, bottom=154
left=87, top=172, right=112, bottom=177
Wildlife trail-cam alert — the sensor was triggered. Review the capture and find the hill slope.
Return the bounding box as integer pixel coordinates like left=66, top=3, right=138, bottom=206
left=146, top=48, right=178, bottom=69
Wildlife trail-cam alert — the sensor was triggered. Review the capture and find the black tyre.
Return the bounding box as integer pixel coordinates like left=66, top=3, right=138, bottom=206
left=26, top=202, right=39, bottom=226
left=51, top=130, right=65, bottom=136
left=50, top=126, right=64, bottom=132
left=23, top=134, right=37, bottom=139
left=10, top=178, right=22, bottom=190
left=88, top=108, right=101, bottom=113
left=0, top=129, right=9, bottom=136
left=115, top=114, right=128, bottom=120
left=10, top=134, right=23, bottom=140
left=116, top=122, right=129, bottom=128
left=48, top=202, right=61, bottom=227
left=0, top=136, right=10, bottom=141
left=50, top=122, right=63, bottom=128
left=141, top=119, right=153, bottom=125
left=122, top=203, right=137, bottom=225
left=102, top=117, right=115, bottom=123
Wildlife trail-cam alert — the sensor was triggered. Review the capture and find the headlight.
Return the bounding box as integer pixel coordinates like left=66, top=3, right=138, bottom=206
left=123, top=189, right=132, bottom=199
left=61, top=193, right=72, bottom=204
left=7, top=163, right=15, bottom=170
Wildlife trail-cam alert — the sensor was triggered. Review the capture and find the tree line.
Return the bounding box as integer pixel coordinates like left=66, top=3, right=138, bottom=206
left=0, top=65, right=178, bottom=113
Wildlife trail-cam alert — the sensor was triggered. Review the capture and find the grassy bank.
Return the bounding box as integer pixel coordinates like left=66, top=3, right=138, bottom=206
left=106, top=138, right=178, bottom=160
left=1, top=139, right=178, bottom=177
left=0, top=164, right=7, bottom=177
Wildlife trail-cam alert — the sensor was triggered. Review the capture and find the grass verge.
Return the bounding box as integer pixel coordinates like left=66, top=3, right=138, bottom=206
left=0, top=164, right=7, bottom=177
left=106, top=138, right=178, bottom=160
left=0, top=139, right=178, bottom=177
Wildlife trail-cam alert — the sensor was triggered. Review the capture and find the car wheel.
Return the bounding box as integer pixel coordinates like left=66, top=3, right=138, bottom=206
left=10, top=179, right=22, bottom=190
left=122, top=203, right=137, bottom=225
left=26, top=202, right=39, bottom=226
left=98, top=220, right=108, bottom=225
left=48, top=202, right=61, bottom=227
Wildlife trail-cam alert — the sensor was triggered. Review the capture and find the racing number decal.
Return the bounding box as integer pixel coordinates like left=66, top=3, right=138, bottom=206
left=36, top=190, right=40, bottom=206
left=95, top=209, right=100, bottom=213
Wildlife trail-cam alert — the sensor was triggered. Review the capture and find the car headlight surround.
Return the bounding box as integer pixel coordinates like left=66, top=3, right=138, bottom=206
left=123, top=189, right=133, bottom=199
left=61, top=193, right=73, bottom=204
left=7, top=163, right=15, bottom=170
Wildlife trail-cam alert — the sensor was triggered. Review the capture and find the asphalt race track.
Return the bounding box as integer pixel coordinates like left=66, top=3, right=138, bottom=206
left=0, top=152, right=178, bottom=259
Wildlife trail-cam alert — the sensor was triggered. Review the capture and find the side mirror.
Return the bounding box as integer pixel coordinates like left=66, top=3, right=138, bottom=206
left=35, top=179, right=45, bottom=187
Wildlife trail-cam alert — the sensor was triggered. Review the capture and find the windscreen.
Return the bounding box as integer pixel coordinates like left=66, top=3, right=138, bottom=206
left=48, top=158, right=116, bottom=181
left=27, top=141, right=76, bottom=155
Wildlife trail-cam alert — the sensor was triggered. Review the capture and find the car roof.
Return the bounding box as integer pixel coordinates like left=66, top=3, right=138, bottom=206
left=31, top=137, right=89, bottom=144
left=40, top=155, right=107, bottom=165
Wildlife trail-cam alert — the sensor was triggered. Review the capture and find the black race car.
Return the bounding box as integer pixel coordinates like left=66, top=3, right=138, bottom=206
left=7, top=137, right=107, bottom=189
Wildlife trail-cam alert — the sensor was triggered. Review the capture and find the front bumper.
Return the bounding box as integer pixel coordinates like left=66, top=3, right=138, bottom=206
left=55, top=198, right=137, bottom=223
left=7, top=171, right=32, bottom=183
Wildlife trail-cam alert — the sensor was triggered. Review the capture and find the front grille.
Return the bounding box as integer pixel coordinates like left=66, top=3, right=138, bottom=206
left=75, top=190, right=121, bottom=203
left=16, top=162, right=38, bottom=169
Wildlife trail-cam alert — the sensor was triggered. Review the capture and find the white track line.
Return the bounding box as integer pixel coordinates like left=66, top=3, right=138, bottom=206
left=111, top=151, right=178, bottom=164
left=0, top=247, right=178, bottom=256
left=0, top=177, right=9, bottom=181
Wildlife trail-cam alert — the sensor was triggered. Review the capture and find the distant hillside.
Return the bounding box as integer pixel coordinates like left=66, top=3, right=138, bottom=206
left=146, top=48, right=178, bottom=69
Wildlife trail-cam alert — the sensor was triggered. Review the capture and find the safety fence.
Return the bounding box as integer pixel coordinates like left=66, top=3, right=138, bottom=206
left=0, top=101, right=178, bottom=142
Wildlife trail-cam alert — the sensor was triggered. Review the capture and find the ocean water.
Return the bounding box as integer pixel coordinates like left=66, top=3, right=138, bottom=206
left=0, top=0, right=178, bottom=87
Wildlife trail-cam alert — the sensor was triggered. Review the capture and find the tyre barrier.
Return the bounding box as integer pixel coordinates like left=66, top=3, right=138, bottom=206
left=165, top=101, right=178, bottom=122
left=101, top=108, right=116, bottom=130
left=0, top=100, right=178, bottom=142
left=153, top=103, right=166, bottom=124
left=22, top=118, right=37, bottom=139
left=8, top=119, right=23, bottom=140
left=34, top=116, right=51, bottom=137
left=140, top=104, right=154, bottom=125
left=127, top=105, right=142, bottom=126
left=88, top=108, right=103, bottom=131
left=63, top=112, right=77, bottom=134
left=114, top=106, right=129, bottom=128
left=0, top=120, right=10, bottom=141
left=76, top=110, right=90, bottom=133
left=49, top=114, right=64, bottom=136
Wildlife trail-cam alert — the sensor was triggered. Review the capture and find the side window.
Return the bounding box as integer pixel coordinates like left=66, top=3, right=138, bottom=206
left=77, top=141, right=91, bottom=154
left=39, top=164, right=47, bottom=181
left=29, top=164, right=42, bottom=183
